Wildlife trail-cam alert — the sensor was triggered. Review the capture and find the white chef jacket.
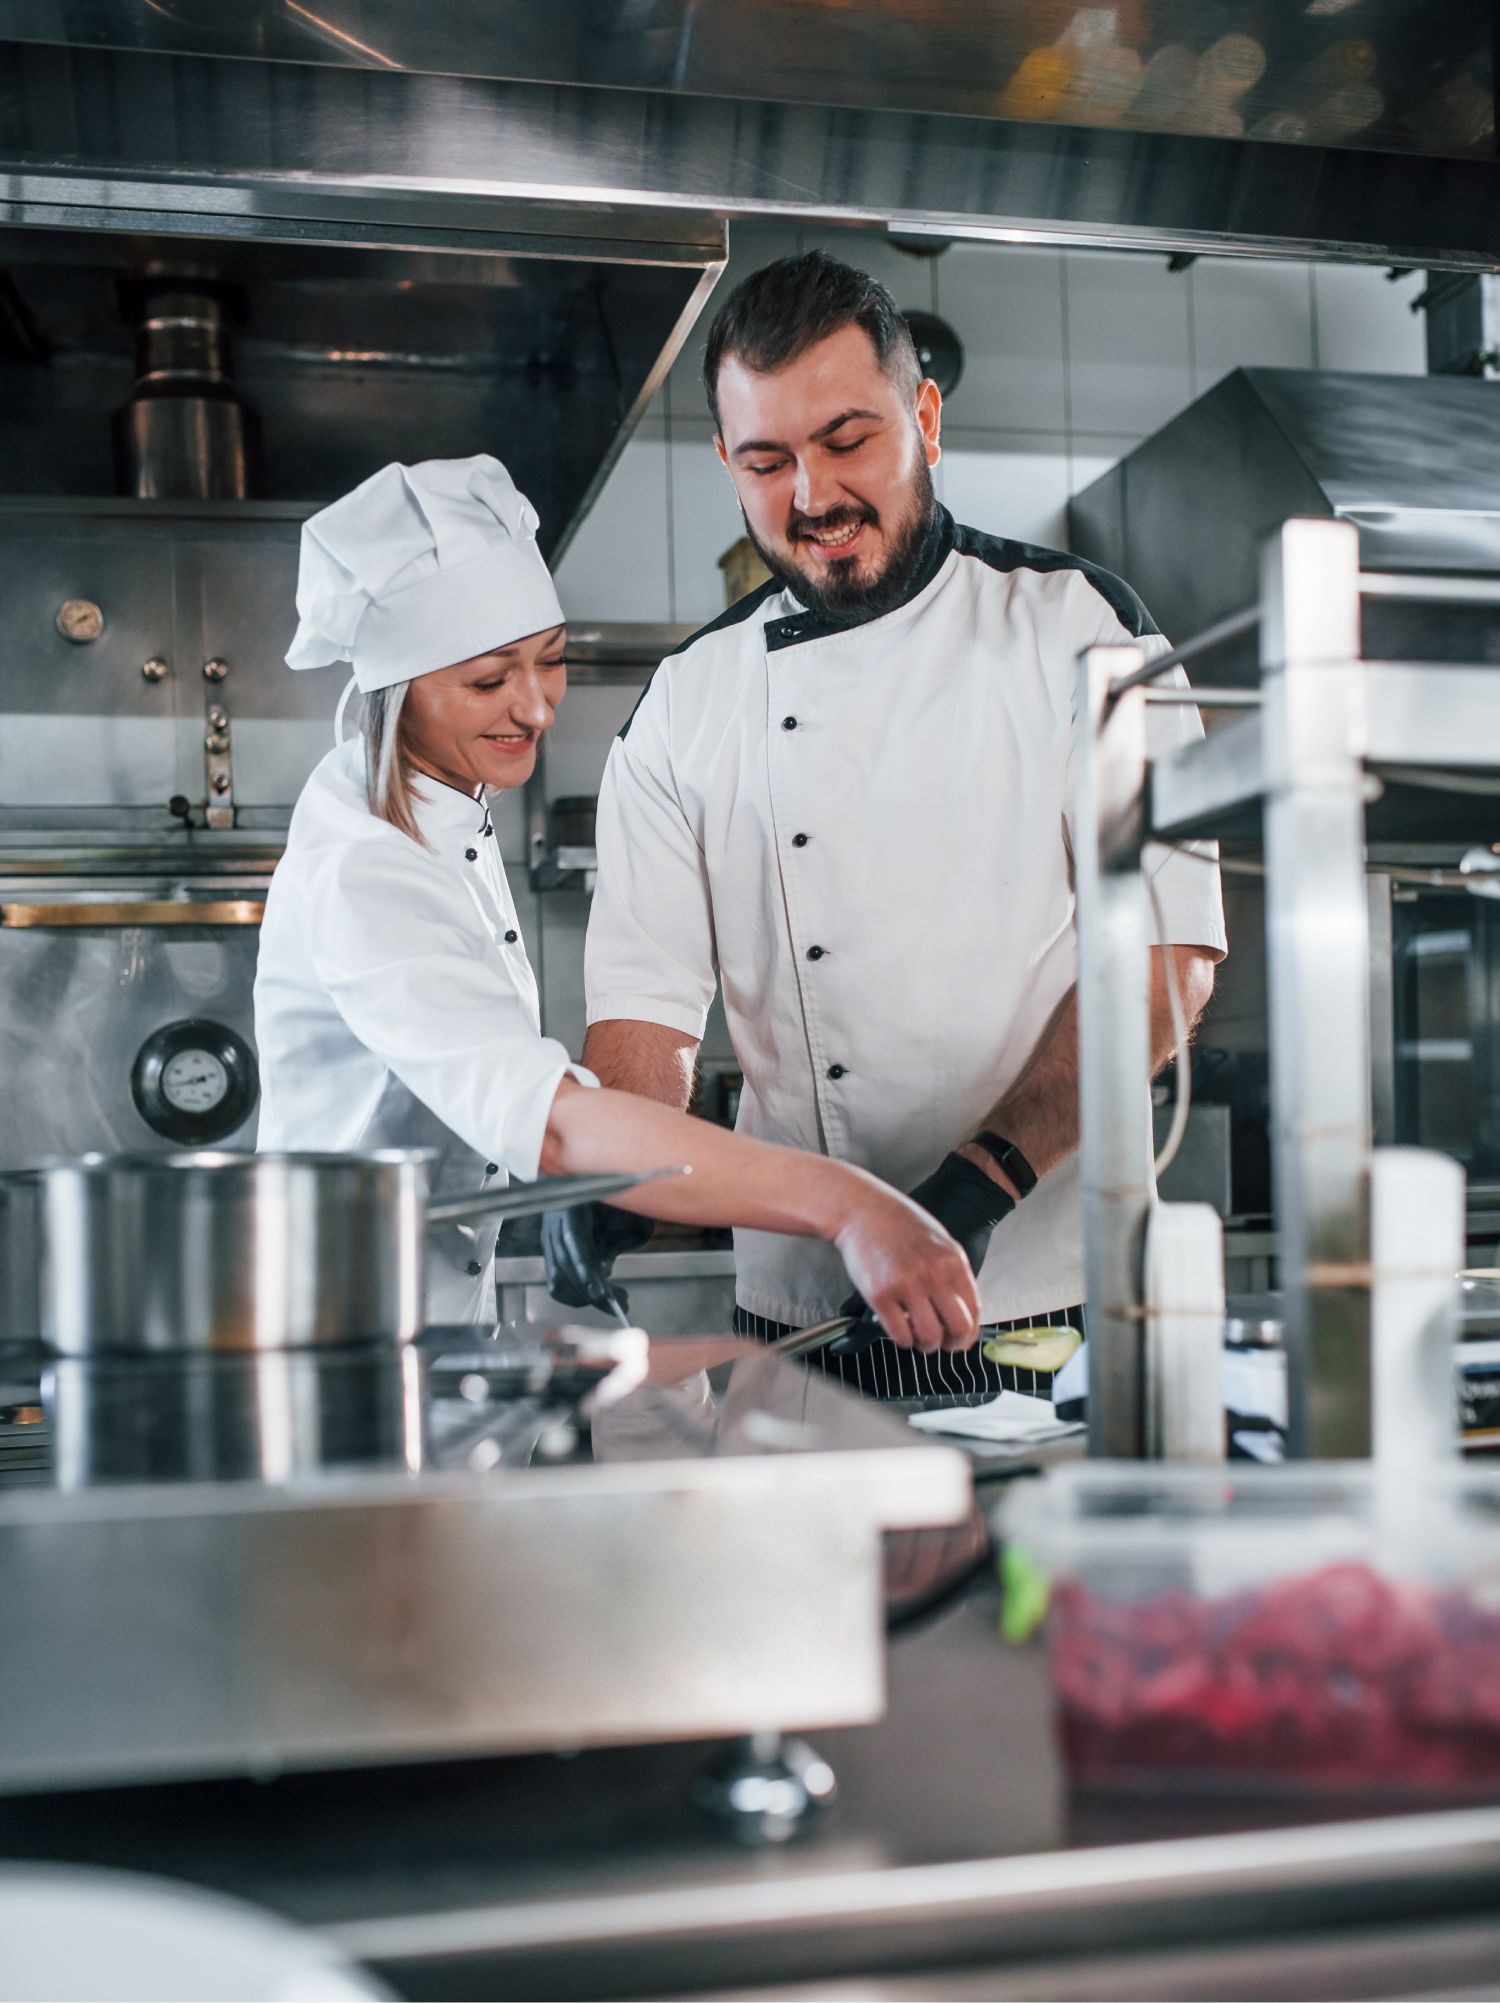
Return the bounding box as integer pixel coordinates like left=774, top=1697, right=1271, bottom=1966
left=586, top=507, right=1226, bottom=1327
left=255, top=734, right=594, bottom=1323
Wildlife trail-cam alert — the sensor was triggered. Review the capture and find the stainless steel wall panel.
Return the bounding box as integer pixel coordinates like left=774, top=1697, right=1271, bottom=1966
left=0, top=523, right=177, bottom=719
left=1, top=718, right=177, bottom=812
left=0, top=505, right=330, bottom=811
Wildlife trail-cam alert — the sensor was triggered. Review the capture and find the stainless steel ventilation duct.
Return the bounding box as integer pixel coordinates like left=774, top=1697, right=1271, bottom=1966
left=1069, top=367, right=1500, bottom=651
left=113, top=283, right=258, bottom=502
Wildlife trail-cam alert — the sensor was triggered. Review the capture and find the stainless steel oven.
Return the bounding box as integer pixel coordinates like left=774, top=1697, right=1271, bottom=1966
left=1392, top=886, right=1500, bottom=1185
left=0, top=893, right=264, bottom=1167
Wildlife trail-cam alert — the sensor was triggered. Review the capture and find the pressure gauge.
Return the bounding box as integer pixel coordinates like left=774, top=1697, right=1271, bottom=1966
left=131, top=1018, right=258, bottom=1145
left=55, top=598, right=105, bottom=644
left=161, top=1046, right=230, bottom=1115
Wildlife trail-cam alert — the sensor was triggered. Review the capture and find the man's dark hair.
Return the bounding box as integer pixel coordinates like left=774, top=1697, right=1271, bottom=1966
left=701, top=250, right=921, bottom=432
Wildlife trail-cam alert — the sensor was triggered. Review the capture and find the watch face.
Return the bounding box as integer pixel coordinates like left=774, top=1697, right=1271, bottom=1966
left=160, top=1047, right=231, bottom=1116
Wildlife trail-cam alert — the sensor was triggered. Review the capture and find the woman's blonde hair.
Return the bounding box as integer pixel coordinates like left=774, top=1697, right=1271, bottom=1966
left=361, top=680, right=425, bottom=844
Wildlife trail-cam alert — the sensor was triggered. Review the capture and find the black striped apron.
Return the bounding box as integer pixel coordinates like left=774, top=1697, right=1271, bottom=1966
left=732, top=1304, right=1087, bottom=1405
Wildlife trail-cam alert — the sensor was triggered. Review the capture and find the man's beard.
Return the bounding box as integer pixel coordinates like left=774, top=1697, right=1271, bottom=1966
left=747, top=456, right=937, bottom=625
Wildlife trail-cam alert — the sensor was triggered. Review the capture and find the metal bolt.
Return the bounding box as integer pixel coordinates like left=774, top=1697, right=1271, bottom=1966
left=211, top=771, right=231, bottom=794
left=206, top=704, right=228, bottom=729
left=141, top=656, right=169, bottom=683
left=205, top=731, right=229, bottom=754
left=203, top=658, right=229, bottom=681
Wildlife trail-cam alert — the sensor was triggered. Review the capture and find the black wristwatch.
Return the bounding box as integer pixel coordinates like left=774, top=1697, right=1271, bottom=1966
left=971, top=1130, right=1039, bottom=1198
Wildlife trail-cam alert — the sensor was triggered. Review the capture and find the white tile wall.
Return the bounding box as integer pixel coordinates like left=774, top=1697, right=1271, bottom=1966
left=1190, top=257, right=1315, bottom=394
left=552, top=421, right=670, bottom=622
left=1311, top=263, right=1427, bottom=375
left=1063, top=249, right=1194, bottom=437
left=533, top=223, right=1430, bottom=1044
left=669, top=422, right=748, bottom=629
left=799, top=226, right=937, bottom=316
left=934, top=246, right=1067, bottom=433
left=940, top=433, right=1071, bottom=548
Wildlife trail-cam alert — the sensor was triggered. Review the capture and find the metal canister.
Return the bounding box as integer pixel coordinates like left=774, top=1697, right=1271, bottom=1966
left=112, top=284, right=258, bottom=501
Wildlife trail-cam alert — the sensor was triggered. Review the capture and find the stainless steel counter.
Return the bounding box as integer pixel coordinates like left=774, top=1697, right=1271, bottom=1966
left=5, top=1576, right=1499, bottom=1999
left=0, top=1338, right=975, bottom=1794
left=494, top=1249, right=738, bottom=1335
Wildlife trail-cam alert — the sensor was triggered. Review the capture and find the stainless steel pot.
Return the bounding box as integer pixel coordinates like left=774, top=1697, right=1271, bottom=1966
left=38, top=1151, right=679, bottom=1355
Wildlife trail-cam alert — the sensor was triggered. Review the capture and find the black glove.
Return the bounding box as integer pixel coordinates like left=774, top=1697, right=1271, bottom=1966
left=541, top=1202, right=656, bottom=1317
left=833, top=1153, right=1015, bottom=1356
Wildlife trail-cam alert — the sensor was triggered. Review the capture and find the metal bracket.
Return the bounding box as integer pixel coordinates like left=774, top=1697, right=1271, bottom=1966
left=204, top=696, right=235, bottom=830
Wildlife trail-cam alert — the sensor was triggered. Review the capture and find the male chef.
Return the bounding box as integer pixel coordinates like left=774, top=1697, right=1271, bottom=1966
left=566, top=249, right=1226, bottom=1398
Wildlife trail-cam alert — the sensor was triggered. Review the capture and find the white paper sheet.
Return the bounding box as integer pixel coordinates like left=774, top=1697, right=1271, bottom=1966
left=907, top=1388, right=1083, bottom=1446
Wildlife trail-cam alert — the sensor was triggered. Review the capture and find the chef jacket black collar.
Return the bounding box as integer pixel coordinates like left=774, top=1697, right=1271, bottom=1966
left=761, top=503, right=956, bottom=654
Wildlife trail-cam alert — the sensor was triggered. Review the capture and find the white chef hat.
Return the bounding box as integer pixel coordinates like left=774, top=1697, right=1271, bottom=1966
left=285, top=455, right=565, bottom=693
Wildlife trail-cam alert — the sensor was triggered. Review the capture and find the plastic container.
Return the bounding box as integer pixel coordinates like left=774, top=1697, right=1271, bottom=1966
left=999, top=1463, right=1500, bottom=1796
left=1459, top=1275, right=1500, bottom=1454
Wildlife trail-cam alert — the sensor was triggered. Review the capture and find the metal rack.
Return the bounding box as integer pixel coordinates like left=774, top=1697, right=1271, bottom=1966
left=1075, top=519, right=1500, bottom=1460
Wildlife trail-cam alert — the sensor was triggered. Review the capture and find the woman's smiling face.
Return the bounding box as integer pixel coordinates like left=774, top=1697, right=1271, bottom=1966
left=400, top=622, right=567, bottom=794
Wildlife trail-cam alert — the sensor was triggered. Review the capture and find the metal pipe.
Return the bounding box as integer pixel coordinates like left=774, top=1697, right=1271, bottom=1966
left=1360, top=573, right=1500, bottom=605
left=1143, top=689, right=1262, bottom=709
left=1107, top=608, right=1260, bottom=699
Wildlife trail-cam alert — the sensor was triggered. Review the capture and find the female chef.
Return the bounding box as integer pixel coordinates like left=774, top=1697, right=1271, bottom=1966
left=254, top=454, right=979, bottom=1340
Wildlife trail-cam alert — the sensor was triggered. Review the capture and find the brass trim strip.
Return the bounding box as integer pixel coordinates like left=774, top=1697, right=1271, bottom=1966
left=0, top=900, right=264, bottom=928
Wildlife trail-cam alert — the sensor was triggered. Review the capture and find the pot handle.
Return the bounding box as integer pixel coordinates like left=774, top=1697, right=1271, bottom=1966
left=425, top=1163, right=689, bottom=1229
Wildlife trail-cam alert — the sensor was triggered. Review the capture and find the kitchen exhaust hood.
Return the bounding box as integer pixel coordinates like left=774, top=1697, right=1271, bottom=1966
left=4, top=27, right=1500, bottom=274
left=1069, top=368, right=1500, bottom=651
left=0, top=219, right=723, bottom=558
left=5, top=0, right=1492, bottom=166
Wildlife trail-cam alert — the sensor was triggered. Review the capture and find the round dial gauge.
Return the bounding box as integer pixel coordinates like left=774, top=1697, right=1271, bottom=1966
left=160, top=1047, right=230, bottom=1115
left=55, top=598, right=105, bottom=644
left=131, top=1019, right=259, bottom=1145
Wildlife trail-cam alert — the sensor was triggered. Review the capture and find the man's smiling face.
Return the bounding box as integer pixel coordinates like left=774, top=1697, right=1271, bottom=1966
left=714, top=323, right=943, bottom=622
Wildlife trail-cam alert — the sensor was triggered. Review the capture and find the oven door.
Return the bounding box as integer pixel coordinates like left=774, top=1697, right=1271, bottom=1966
left=1392, top=885, right=1500, bottom=1184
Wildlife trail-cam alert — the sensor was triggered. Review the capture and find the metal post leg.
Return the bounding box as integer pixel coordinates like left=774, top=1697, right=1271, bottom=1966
left=693, top=1732, right=837, bottom=1846
left=1367, top=875, right=1397, bottom=1149
left=1260, top=519, right=1373, bottom=1458
left=1371, top=1147, right=1463, bottom=1476
left=1075, top=646, right=1155, bottom=1458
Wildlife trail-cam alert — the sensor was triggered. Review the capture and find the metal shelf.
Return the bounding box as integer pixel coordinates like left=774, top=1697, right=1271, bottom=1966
left=1150, top=714, right=1265, bottom=844
left=1148, top=662, right=1500, bottom=849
